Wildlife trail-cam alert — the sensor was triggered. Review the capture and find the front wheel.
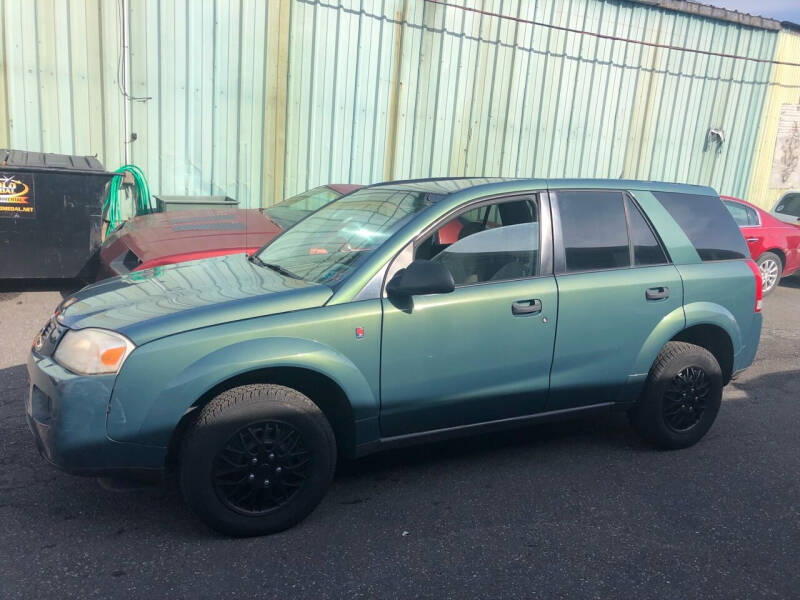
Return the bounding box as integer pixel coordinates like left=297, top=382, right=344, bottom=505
left=630, top=341, right=723, bottom=449
left=179, top=384, right=337, bottom=536
left=756, top=251, right=782, bottom=295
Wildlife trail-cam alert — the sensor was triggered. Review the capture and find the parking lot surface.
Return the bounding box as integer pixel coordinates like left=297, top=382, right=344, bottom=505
left=1, top=279, right=799, bottom=599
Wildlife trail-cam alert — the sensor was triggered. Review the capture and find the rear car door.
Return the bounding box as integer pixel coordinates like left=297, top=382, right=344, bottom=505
left=379, top=193, right=558, bottom=437
left=547, top=190, right=684, bottom=410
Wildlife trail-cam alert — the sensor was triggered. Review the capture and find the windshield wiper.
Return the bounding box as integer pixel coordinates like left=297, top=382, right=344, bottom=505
left=250, top=255, right=301, bottom=280
left=248, top=253, right=266, bottom=267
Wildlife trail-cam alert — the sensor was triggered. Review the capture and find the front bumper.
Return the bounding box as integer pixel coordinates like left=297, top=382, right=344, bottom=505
left=26, top=350, right=164, bottom=477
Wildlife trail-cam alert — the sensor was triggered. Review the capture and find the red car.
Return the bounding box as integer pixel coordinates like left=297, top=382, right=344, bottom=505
left=722, top=196, right=800, bottom=294
left=98, top=184, right=360, bottom=279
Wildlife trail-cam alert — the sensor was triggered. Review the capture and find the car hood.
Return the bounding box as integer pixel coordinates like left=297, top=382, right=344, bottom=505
left=105, top=208, right=283, bottom=264
left=58, top=254, right=333, bottom=345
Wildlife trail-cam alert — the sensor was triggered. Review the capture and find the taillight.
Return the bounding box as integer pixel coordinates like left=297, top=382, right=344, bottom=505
left=746, top=260, right=763, bottom=313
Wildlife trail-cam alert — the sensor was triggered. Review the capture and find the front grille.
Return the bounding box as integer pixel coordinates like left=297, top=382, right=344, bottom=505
left=34, top=317, right=67, bottom=357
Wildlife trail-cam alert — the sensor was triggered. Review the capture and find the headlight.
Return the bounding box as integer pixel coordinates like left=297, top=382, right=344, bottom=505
left=53, top=328, right=135, bottom=375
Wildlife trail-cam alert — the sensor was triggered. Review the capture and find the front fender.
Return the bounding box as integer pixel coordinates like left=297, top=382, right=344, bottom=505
left=109, top=336, right=379, bottom=448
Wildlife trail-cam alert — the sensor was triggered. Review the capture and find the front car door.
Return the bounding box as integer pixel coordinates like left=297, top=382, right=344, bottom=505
left=547, top=189, right=684, bottom=410
left=379, top=193, right=558, bottom=438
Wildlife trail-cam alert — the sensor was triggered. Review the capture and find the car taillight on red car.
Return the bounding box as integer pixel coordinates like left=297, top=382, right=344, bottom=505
left=746, top=259, right=763, bottom=312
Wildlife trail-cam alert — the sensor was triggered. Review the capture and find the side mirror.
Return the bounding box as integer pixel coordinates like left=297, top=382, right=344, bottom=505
left=386, top=259, right=455, bottom=297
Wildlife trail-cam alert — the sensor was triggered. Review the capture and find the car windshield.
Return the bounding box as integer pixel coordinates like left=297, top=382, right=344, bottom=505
left=262, top=186, right=343, bottom=229
left=273, top=186, right=341, bottom=211
left=255, top=188, right=433, bottom=286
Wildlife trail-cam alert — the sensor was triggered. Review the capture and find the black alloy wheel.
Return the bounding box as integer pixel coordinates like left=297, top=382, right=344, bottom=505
left=212, top=421, right=312, bottom=515
left=180, top=384, right=337, bottom=536
left=630, top=341, right=723, bottom=450
left=662, top=366, right=711, bottom=432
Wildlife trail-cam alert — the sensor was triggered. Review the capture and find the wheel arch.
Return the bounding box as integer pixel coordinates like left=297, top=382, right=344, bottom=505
left=166, top=366, right=359, bottom=468
left=670, top=324, right=734, bottom=384
left=632, top=303, right=740, bottom=387
left=760, top=248, right=786, bottom=272
left=137, top=336, right=380, bottom=469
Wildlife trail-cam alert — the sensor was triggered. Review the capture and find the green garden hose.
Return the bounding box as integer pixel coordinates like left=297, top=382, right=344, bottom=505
left=102, top=164, right=153, bottom=234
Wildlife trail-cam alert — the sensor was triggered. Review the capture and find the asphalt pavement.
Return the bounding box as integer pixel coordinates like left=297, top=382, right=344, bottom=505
left=1, top=278, right=799, bottom=599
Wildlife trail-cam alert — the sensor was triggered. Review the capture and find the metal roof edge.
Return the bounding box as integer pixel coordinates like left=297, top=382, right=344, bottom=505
left=781, top=21, right=800, bottom=33
left=627, top=0, right=782, bottom=31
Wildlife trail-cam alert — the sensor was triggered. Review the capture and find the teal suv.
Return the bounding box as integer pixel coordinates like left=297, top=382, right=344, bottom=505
left=27, top=179, right=763, bottom=535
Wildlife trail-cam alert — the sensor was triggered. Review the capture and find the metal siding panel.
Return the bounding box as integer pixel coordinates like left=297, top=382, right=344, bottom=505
left=262, top=0, right=290, bottom=205
left=0, top=0, right=784, bottom=208
left=128, top=0, right=151, bottom=191
left=448, top=0, right=478, bottom=177
left=100, top=0, right=125, bottom=169
left=746, top=30, right=800, bottom=209
left=374, top=0, right=401, bottom=182
left=83, top=0, right=106, bottom=161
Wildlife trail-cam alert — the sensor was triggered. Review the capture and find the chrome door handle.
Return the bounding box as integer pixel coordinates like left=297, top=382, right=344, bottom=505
left=745, top=237, right=759, bottom=243
left=646, top=286, right=670, bottom=301
left=512, top=299, right=542, bottom=315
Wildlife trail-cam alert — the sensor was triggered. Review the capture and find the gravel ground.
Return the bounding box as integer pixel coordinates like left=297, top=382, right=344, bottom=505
left=1, top=278, right=798, bottom=599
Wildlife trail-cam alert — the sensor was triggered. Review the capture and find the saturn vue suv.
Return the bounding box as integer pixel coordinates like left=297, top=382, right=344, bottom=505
left=27, top=178, right=762, bottom=536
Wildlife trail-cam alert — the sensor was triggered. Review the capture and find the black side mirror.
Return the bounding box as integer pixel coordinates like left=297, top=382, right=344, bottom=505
left=386, top=259, right=455, bottom=297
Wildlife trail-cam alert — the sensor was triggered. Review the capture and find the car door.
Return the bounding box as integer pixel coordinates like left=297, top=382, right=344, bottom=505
left=379, top=194, right=558, bottom=438
left=547, top=190, right=684, bottom=410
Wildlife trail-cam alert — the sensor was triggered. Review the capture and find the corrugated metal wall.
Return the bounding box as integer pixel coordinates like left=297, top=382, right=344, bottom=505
left=0, top=0, right=780, bottom=207
left=746, top=28, right=800, bottom=210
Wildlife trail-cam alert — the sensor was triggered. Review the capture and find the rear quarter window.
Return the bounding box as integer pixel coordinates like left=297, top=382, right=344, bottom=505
left=654, top=192, right=748, bottom=261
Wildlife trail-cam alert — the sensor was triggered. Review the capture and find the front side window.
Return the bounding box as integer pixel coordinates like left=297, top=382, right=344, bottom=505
left=256, top=189, right=433, bottom=286
left=654, top=192, right=748, bottom=261
left=557, top=191, right=630, bottom=273
left=415, top=198, right=539, bottom=286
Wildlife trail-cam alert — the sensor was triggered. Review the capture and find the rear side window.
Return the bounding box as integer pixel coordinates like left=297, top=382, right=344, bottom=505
left=626, top=197, right=668, bottom=266
left=654, top=192, right=748, bottom=261
left=558, top=191, right=630, bottom=272
left=723, top=200, right=758, bottom=226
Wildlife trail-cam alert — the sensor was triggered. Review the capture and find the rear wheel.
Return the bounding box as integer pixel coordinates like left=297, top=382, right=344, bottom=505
left=630, top=341, right=723, bottom=449
left=179, top=384, right=337, bottom=536
left=756, top=251, right=782, bottom=295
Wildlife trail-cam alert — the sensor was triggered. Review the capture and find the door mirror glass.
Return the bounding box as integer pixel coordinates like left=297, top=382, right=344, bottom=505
left=386, top=259, right=455, bottom=297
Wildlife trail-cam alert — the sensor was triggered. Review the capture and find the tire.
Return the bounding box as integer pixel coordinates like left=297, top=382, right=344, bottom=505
left=179, top=384, right=337, bottom=536
left=630, top=341, right=723, bottom=450
left=756, top=251, right=782, bottom=295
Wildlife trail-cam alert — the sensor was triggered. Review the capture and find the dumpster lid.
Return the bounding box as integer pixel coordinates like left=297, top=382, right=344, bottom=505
left=0, top=149, right=106, bottom=172
left=154, top=195, right=237, bottom=204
